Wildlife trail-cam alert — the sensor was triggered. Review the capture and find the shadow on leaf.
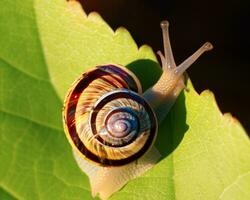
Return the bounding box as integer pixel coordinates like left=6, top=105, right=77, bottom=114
left=156, top=91, right=188, bottom=159
left=126, top=59, right=188, bottom=161
left=126, top=59, right=162, bottom=92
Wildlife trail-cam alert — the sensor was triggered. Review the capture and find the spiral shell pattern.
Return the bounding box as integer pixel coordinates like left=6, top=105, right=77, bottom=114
left=63, top=65, right=157, bottom=166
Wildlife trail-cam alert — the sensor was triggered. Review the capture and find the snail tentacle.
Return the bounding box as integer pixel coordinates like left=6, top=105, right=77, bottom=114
left=175, top=42, right=213, bottom=76
left=157, top=50, right=166, bottom=68
left=160, top=20, right=176, bottom=69
left=144, top=21, right=213, bottom=122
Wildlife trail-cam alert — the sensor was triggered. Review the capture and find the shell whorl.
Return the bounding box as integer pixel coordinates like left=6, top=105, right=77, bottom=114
left=63, top=65, right=157, bottom=166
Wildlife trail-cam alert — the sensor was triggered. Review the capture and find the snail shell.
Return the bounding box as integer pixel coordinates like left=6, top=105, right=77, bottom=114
left=63, top=20, right=213, bottom=199
left=63, top=64, right=158, bottom=166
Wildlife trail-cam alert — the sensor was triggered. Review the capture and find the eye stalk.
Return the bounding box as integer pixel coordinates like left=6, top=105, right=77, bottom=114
left=175, top=42, right=213, bottom=76
left=143, top=20, right=213, bottom=122
left=159, top=20, right=176, bottom=69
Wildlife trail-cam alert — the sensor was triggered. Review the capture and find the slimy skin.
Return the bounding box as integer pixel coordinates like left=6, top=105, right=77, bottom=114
left=144, top=21, right=213, bottom=122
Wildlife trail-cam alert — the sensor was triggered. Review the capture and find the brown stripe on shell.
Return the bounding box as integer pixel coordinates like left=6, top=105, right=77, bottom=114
left=68, top=91, right=157, bottom=166
left=98, top=65, right=140, bottom=92
left=64, top=65, right=144, bottom=166
left=90, top=90, right=156, bottom=149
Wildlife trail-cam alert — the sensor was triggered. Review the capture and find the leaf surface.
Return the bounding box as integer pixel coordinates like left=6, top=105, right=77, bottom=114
left=0, top=0, right=249, bottom=199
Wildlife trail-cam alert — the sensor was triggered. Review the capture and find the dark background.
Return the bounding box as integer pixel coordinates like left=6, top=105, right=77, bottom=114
left=79, top=0, right=250, bottom=134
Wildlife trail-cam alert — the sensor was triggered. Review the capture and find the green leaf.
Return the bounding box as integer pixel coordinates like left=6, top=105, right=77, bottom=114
left=0, top=0, right=249, bottom=200
left=0, top=187, right=17, bottom=200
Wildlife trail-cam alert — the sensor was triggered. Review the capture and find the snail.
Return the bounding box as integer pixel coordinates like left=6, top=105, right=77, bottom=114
left=63, top=20, right=213, bottom=199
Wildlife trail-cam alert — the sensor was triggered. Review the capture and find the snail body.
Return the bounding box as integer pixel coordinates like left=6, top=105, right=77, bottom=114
left=63, top=20, right=213, bottom=199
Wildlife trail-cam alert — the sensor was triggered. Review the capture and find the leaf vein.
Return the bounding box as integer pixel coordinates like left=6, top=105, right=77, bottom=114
left=0, top=109, right=62, bottom=132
